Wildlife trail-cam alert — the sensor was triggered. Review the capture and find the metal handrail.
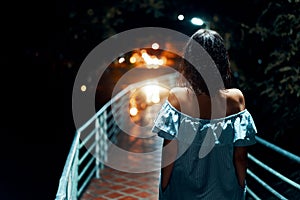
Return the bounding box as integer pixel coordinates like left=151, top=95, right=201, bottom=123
left=55, top=72, right=179, bottom=200
left=246, top=187, right=261, bottom=200
left=248, top=154, right=300, bottom=190
left=246, top=136, right=300, bottom=199
left=56, top=132, right=80, bottom=200
left=255, top=136, right=300, bottom=164
left=247, top=169, right=288, bottom=200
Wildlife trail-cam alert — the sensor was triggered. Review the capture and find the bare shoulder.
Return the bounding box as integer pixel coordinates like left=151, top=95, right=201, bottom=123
left=227, top=88, right=244, bottom=99
left=225, top=88, right=246, bottom=113
left=167, top=87, right=189, bottom=111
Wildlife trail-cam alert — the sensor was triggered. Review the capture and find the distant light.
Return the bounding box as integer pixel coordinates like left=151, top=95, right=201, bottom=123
left=258, top=59, right=262, bottom=64
left=129, top=56, right=136, bottom=63
left=191, top=17, right=204, bottom=26
left=118, top=57, right=125, bottom=63
left=129, top=107, right=138, bottom=116
left=158, top=58, right=164, bottom=66
left=233, top=71, right=239, bottom=78
left=152, top=43, right=159, bottom=50
left=87, top=9, right=94, bottom=16
left=67, top=62, right=72, bottom=68
left=178, top=14, right=184, bottom=21
left=160, top=56, right=167, bottom=65
left=81, top=85, right=87, bottom=92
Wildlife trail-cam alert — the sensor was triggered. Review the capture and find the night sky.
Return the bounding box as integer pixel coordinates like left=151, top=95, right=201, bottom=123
left=0, top=0, right=272, bottom=200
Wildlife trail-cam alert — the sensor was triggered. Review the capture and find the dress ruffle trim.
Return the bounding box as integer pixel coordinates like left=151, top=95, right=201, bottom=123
left=232, top=111, right=257, bottom=146
left=152, top=101, right=180, bottom=140
left=152, top=100, right=257, bottom=145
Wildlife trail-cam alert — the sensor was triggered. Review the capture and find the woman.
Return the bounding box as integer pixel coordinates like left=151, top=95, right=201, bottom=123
left=152, top=29, right=257, bottom=199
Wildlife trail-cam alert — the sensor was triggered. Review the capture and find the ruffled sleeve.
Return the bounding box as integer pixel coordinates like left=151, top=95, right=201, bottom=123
left=233, top=110, right=257, bottom=146
left=152, top=101, right=180, bottom=140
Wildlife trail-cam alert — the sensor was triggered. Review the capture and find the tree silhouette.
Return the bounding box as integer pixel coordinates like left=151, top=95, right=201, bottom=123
left=233, top=0, right=300, bottom=144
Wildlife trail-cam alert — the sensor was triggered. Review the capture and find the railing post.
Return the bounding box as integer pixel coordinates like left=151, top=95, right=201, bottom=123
left=73, top=140, right=79, bottom=200
left=101, top=111, right=108, bottom=169
left=95, top=116, right=101, bottom=179
left=95, top=111, right=108, bottom=179
left=66, top=133, right=79, bottom=200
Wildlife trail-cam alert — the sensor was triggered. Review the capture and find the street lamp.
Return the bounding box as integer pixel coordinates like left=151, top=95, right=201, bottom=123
left=191, top=17, right=204, bottom=26
left=178, top=14, right=184, bottom=21
left=190, top=17, right=210, bottom=29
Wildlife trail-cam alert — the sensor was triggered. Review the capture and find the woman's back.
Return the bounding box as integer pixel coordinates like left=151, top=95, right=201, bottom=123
left=152, top=88, right=257, bottom=200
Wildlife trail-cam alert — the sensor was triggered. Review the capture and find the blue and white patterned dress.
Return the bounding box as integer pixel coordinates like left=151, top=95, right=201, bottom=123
left=152, top=100, right=257, bottom=200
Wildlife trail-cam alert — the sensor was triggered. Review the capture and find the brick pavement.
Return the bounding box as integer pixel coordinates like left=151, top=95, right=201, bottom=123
left=80, top=167, right=160, bottom=200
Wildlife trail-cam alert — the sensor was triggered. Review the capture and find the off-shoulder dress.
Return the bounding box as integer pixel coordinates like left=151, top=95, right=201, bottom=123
left=152, top=100, right=257, bottom=200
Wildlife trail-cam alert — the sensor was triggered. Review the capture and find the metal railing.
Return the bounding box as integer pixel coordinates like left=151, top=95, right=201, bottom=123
left=246, top=136, right=300, bottom=200
left=55, top=72, right=179, bottom=200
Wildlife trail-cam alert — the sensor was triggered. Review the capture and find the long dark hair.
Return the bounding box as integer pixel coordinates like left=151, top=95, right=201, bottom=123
left=179, top=29, right=232, bottom=95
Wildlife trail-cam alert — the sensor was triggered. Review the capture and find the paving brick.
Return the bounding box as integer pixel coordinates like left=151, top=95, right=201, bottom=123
left=123, top=181, right=141, bottom=186
left=134, top=191, right=152, bottom=198
left=95, top=189, right=110, bottom=195
left=109, top=184, right=126, bottom=190
left=118, top=196, right=139, bottom=200
left=105, top=192, right=123, bottom=198
left=97, top=180, right=113, bottom=187
left=135, top=184, right=151, bottom=189
left=112, top=177, right=128, bottom=182
left=121, top=188, right=139, bottom=194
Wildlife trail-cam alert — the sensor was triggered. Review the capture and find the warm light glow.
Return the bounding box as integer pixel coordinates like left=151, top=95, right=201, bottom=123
left=152, top=43, right=159, bottom=50
left=81, top=85, right=87, bottom=92
left=158, top=59, right=164, bottom=66
left=178, top=14, right=184, bottom=20
left=160, top=56, right=167, bottom=65
left=151, top=92, right=160, bottom=103
left=152, top=56, right=160, bottom=65
left=129, top=107, right=138, bottom=116
left=140, top=49, right=147, bottom=54
left=130, top=56, right=137, bottom=63
left=141, top=52, right=149, bottom=59
left=130, top=98, right=136, bottom=104
left=152, top=64, right=159, bottom=69
left=141, top=52, right=153, bottom=67
left=118, top=57, right=125, bottom=63
left=191, top=17, right=204, bottom=26
left=132, top=53, right=140, bottom=58
left=143, top=84, right=161, bottom=103
left=140, top=50, right=165, bottom=68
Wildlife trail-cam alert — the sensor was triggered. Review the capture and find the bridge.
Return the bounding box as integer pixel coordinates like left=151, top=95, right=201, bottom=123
left=55, top=72, right=300, bottom=200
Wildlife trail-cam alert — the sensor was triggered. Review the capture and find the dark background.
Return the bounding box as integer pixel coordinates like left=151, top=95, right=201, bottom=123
left=1, top=1, right=68, bottom=199
left=1, top=0, right=299, bottom=199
